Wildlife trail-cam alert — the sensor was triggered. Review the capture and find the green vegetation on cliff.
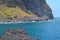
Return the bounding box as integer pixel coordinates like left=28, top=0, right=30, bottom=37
left=0, top=5, right=38, bottom=21
left=0, top=0, right=54, bottom=21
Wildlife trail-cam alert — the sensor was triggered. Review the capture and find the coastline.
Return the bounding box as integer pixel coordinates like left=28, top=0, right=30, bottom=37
left=0, top=21, right=38, bottom=24
left=0, top=19, right=53, bottom=24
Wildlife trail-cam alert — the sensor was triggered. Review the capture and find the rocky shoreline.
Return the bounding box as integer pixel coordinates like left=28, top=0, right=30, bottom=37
left=0, top=19, right=53, bottom=24
left=0, top=28, right=38, bottom=40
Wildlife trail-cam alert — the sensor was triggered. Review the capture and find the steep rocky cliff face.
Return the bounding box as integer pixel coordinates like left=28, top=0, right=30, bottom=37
left=0, top=0, right=54, bottom=21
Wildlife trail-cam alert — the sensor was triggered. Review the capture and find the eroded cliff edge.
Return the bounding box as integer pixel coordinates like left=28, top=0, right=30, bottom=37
left=0, top=0, right=54, bottom=21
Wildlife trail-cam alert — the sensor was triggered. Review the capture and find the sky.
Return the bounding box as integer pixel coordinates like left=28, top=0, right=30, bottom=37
left=46, top=0, right=60, bottom=17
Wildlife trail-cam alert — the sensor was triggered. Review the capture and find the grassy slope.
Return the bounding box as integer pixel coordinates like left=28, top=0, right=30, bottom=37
left=0, top=6, right=36, bottom=20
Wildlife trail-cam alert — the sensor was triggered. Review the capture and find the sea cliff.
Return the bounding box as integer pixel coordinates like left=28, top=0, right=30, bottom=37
left=0, top=0, right=54, bottom=22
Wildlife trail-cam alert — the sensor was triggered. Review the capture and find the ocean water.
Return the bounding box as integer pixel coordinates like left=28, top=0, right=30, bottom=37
left=0, top=18, right=60, bottom=40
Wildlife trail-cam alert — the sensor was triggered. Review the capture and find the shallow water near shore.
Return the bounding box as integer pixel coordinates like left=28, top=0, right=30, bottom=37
left=0, top=17, right=60, bottom=40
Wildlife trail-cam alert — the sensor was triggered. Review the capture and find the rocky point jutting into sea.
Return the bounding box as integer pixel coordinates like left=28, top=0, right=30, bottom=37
left=0, top=0, right=54, bottom=22
left=0, top=28, right=38, bottom=40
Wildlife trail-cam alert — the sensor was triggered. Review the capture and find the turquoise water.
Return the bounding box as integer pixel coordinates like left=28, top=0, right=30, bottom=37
left=0, top=18, right=60, bottom=40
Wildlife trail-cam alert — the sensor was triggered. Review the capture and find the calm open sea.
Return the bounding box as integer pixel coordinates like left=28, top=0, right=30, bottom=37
left=0, top=18, right=60, bottom=40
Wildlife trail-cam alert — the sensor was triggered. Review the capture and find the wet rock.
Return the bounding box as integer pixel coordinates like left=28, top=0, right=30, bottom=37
left=0, top=28, right=38, bottom=40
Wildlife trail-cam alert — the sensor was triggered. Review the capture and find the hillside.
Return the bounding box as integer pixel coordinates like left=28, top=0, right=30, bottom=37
left=0, top=5, right=40, bottom=21
left=0, top=0, right=54, bottom=22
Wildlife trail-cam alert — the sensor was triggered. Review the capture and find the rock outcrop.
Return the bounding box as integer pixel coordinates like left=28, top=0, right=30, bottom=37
left=0, top=28, right=38, bottom=40
left=0, top=0, right=54, bottom=21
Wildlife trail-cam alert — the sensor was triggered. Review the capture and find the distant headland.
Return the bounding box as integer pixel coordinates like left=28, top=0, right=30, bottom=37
left=0, top=0, right=54, bottom=23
